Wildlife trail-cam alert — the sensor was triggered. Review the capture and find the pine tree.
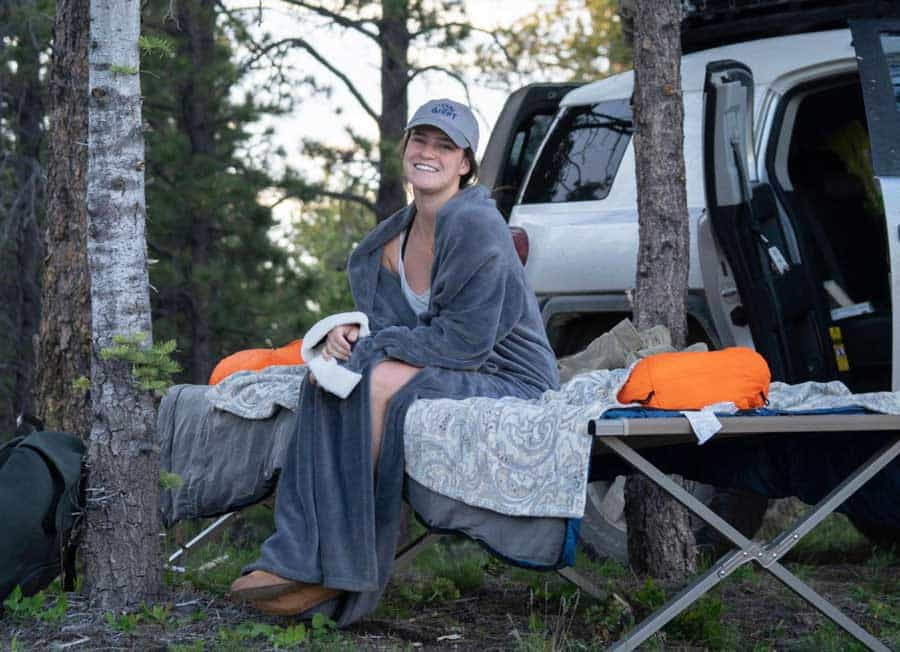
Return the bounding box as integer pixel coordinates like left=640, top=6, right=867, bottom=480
left=626, top=0, right=696, bottom=580
left=141, top=0, right=310, bottom=383
left=288, top=197, right=373, bottom=322
left=0, top=0, right=51, bottom=437
left=38, top=0, right=93, bottom=437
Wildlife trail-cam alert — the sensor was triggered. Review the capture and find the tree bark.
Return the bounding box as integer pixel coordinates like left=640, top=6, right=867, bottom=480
left=375, top=0, right=410, bottom=222
left=37, top=0, right=93, bottom=436
left=631, top=0, right=689, bottom=347
left=625, top=475, right=697, bottom=579
left=626, top=0, right=696, bottom=579
left=83, top=0, right=162, bottom=608
left=0, top=0, right=45, bottom=437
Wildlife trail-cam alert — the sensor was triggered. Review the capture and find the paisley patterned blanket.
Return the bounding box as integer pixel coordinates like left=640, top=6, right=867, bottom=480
left=207, top=365, right=900, bottom=521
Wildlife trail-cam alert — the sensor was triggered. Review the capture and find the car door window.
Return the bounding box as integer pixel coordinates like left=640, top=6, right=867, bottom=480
left=880, top=33, right=900, bottom=112
left=505, top=114, right=552, bottom=186
left=493, top=113, right=555, bottom=217
left=853, top=20, right=900, bottom=177
left=851, top=19, right=900, bottom=389
left=501, top=113, right=553, bottom=202
left=521, top=99, right=633, bottom=204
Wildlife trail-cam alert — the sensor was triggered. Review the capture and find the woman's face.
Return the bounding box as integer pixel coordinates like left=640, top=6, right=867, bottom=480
left=403, top=126, right=471, bottom=196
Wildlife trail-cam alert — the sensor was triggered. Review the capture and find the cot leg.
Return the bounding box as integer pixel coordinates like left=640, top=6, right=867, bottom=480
left=167, top=512, right=236, bottom=569
left=608, top=548, right=745, bottom=651
left=396, top=534, right=624, bottom=608
left=598, top=435, right=899, bottom=652
left=393, top=532, right=441, bottom=574
left=555, top=567, right=609, bottom=601
left=767, top=562, right=890, bottom=651
left=167, top=512, right=440, bottom=577
left=758, top=436, right=900, bottom=652
left=761, top=435, right=900, bottom=562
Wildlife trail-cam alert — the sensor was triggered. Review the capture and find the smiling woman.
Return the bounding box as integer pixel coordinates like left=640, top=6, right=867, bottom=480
left=229, top=98, right=559, bottom=625
left=402, top=99, right=480, bottom=194
left=389, top=100, right=480, bottom=297
left=404, top=127, right=471, bottom=196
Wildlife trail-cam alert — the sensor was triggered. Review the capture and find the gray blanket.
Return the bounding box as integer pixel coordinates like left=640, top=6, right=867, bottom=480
left=159, top=384, right=297, bottom=527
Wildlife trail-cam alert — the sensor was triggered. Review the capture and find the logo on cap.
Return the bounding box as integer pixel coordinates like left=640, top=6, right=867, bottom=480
left=431, top=103, right=458, bottom=120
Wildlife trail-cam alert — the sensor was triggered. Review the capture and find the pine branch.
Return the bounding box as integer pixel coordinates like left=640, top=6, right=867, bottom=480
left=277, top=0, right=380, bottom=43
left=316, top=190, right=376, bottom=213
left=407, top=65, right=471, bottom=104
left=214, top=0, right=290, bottom=77
left=410, top=21, right=514, bottom=65
left=272, top=186, right=377, bottom=215
left=242, top=36, right=379, bottom=123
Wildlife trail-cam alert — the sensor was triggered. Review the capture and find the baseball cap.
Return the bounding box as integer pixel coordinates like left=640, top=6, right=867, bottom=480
left=405, top=99, right=479, bottom=153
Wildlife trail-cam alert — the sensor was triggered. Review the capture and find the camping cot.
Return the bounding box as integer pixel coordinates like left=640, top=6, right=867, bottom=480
left=163, top=386, right=899, bottom=651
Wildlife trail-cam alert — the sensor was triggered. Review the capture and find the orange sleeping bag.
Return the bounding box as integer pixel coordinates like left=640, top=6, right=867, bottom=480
left=209, top=339, right=304, bottom=385
left=617, top=347, right=770, bottom=410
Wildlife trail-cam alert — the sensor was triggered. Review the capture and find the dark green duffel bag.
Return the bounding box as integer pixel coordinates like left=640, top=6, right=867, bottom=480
left=0, top=431, right=84, bottom=602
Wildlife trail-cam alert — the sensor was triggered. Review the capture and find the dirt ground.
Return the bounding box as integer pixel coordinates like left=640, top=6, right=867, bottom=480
left=2, top=549, right=897, bottom=651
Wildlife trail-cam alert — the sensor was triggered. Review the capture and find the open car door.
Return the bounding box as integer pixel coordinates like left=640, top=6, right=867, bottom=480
left=851, top=19, right=900, bottom=390
left=702, top=60, right=836, bottom=383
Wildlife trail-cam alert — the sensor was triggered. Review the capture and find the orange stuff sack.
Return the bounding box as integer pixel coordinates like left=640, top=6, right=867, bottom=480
left=208, top=339, right=304, bottom=385
left=617, top=347, right=770, bottom=410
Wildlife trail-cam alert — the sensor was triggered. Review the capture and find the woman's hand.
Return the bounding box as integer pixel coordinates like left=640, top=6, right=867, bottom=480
left=321, top=324, right=360, bottom=362
left=309, top=324, right=360, bottom=386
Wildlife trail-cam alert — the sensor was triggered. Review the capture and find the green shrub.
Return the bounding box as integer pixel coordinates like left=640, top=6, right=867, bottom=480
left=2, top=582, right=67, bottom=626
left=666, top=595, right=730, bottom=649
left=631, top=578, right=666, bottom=613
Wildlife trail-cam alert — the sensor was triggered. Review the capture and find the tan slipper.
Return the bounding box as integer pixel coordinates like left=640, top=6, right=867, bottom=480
left=252, top=584, right=342, bottom=616
left=229, top=570, right=304, bottom=602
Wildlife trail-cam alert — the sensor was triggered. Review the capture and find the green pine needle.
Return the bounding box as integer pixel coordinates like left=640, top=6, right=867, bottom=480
left=138, top=35, right=175, bottom=59
left=100, top=333, right=182, bottom=394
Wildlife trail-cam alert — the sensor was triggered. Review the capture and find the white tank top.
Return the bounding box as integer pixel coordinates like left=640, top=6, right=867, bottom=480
left=398, top=230, right=431, bottom=316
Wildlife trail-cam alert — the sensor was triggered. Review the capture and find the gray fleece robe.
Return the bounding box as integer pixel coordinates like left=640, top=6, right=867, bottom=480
left=248, top=185, right=560, bottom=624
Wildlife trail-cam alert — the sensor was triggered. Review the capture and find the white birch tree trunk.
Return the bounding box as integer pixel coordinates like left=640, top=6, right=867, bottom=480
left=84, top=0, right=162, bottom=608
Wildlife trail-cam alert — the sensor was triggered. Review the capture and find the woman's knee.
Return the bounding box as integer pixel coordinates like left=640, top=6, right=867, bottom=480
left=370, top=361, right=420, bottom=404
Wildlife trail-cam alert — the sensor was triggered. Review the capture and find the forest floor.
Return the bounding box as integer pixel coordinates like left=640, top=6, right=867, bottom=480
left=1, top=505, right=898, bottom=651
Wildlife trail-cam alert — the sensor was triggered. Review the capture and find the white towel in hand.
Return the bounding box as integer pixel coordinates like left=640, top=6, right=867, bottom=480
left=301, top=311, right=371, bottom=399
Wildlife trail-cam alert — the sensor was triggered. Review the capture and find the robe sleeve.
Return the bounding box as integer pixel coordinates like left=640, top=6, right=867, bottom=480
left=367, top=212, right=524, bottom=370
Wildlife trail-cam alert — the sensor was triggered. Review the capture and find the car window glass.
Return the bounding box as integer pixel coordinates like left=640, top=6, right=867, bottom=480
left=504, top=114, right=553, bottom=186
left=508, top=131, right=527, bottom=175
left=521, top=99, right=633, bottom=204
left=518, top=114, right=553, bottom=176
left=494, top=113, right=555, bottom=218
left=880, top=33, right=900, bottom=113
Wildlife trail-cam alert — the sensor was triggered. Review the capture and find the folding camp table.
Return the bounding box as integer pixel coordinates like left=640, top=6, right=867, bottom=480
left=586, top=413, right=900, bottom=652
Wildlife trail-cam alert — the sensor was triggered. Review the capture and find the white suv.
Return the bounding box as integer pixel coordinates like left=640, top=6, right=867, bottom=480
left=493, top=18, right=900, bottom=394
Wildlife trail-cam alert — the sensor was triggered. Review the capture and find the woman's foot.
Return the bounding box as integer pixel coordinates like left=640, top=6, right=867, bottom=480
left=229, top=570, right=304, bottom=602
left=252, top=584, right=342, bottom=616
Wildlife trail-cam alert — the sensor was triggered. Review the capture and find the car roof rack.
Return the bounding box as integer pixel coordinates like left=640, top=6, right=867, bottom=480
left=618, top=0, right=900, bottom=54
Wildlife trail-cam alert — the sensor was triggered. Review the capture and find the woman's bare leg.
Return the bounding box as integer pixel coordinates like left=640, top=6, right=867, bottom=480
left=369, top=360, right=421, bottom=464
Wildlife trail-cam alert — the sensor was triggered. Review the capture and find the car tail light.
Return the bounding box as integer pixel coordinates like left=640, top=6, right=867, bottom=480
left=510, top=226, right=529, bottom=266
